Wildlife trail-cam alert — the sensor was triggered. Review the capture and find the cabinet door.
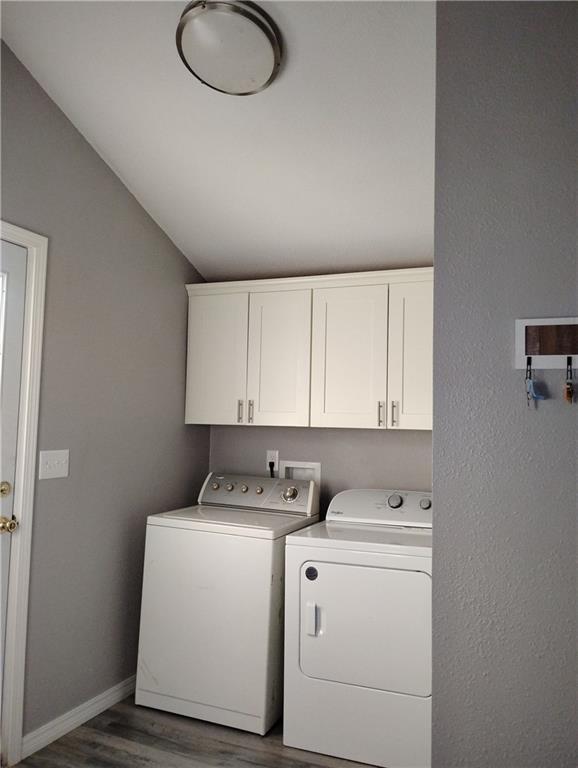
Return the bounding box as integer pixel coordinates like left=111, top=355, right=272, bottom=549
left=311, top=285, right=388, bottom=428
left=185, top=292, right=248, bottom=425
left=387, top=280, right=433, bottom=430
left=246, top=290, right=311, bottom=427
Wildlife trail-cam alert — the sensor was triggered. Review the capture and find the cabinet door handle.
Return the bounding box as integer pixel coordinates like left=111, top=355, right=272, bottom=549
left=248, top=399, right=254, bottom=424
left=237, top=399, right=244, bottom=423
left=377, top=400, right=385, bottom=427
left=391, top=400, right=399, bottom=427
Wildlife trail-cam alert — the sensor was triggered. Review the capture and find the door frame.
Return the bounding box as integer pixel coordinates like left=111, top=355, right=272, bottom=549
left=0, top=221, right=47, bottom=767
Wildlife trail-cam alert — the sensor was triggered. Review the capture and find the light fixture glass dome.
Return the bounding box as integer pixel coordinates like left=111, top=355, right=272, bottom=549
left=176, top=1, right=283, bottom=96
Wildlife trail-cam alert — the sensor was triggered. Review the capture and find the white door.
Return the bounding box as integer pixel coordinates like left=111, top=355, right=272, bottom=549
left=311, top=285, right=388, bottom=428
left=0, top=240, right=27, bottom=748
left=387, top=280, right=433, bottom=430
left=246, top=290, right=311, bottom=427
left=300, top=561, right=431, bottom=697
left=185, top=292, right=249, bottom=425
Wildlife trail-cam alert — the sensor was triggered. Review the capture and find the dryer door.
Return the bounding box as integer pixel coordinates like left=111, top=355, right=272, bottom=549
left=299, top=561, right=431, bottom=697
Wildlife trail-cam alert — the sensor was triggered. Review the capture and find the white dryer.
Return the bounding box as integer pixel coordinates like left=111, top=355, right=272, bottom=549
left=283, top=488, right=432, bottom=768
left=136, top=472, right=319, bottom=735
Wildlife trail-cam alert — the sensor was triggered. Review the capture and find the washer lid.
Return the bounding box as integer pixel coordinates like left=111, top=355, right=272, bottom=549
left=287, top=520, right=432, bottom=557
left=148, top=505, right=318, bottom=539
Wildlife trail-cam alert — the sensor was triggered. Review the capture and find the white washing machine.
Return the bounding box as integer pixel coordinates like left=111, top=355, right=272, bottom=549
left=136, top=471, right=319, bottom=735
left=284, top=488, right=432, bottom=768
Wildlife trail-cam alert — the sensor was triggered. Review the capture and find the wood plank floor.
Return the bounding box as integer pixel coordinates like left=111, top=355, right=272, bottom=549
left=20, top=697, right=357, bottom=768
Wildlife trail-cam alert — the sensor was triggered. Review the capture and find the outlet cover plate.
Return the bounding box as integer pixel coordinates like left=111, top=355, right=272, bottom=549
left=266, top=449, right=279, bottom=476
left=39, top=449, right=69, bottom=480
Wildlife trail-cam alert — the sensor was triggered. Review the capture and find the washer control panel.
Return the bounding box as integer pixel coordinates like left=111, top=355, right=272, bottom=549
left=199, top=472, right=319, bottom=517
left=327, top=488, right=432, bottom=528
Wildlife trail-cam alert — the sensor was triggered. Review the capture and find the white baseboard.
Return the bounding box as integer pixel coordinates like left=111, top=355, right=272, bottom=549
left=20, top=674, right=135, bottom=761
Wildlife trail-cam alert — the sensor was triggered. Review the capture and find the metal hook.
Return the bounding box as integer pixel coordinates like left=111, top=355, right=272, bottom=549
left=525, top=357, right=533, bottom=407
left=525, top=356, right=545, bottom=406
left=565, top=356, right=574, bottom=404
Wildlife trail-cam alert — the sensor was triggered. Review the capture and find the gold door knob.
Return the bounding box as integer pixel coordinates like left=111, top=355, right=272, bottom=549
left=0, top=516, right=18, bottom=534
left=0, top=481, right=12, bottom=497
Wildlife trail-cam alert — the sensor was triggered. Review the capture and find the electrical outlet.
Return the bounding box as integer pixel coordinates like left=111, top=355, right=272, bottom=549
left=39, top=449, right=69, bottom=480
left=266, top=449, right=279, bottom=477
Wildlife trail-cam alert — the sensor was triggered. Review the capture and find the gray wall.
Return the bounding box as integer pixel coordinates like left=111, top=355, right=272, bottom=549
left=433, top=4, right=577, bottom=767
left=211, top=427, right=432, bottom=513
left=1, top=43, right=210, bottom=734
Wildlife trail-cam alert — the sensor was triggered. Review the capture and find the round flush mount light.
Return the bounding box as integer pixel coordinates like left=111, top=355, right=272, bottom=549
left=176, top=1, right=283, bottom=96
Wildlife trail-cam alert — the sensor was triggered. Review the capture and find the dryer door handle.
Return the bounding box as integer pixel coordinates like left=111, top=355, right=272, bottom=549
left=305, top=601, right=318, bottom=636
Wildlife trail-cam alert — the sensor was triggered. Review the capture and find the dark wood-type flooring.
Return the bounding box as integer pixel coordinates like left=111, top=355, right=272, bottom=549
left=19, top=697, right=356, bottom=768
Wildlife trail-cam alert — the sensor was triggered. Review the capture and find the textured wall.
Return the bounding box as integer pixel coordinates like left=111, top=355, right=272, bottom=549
left=1, top=43, right=210, bottom=734
left=210, top=426, right=432, bottom=513
left=433, top=4, right=577, bottom=767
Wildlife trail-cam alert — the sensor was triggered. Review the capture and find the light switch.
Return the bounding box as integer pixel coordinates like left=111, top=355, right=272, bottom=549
left=38, top=450, right=69, bottom=480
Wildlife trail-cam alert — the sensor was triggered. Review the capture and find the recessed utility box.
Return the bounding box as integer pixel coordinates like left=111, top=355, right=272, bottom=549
left=279, top=460, right=321, bottom=487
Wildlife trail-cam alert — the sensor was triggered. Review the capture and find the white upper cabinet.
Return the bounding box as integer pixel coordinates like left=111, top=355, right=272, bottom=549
left=185, top=268, right=433, bottom=430
left=185, top=292, right=249, bottom=425
left=246, top=290, right=311, bottom=427
left=310, top=284, right=388, bottom=428
left=387, top=280, right=433, bottom=431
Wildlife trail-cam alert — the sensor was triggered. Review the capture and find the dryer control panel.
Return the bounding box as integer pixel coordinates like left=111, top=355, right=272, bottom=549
left=199, top=472, right=319, bottom=517
left=326, top=488, right=432, bottom=528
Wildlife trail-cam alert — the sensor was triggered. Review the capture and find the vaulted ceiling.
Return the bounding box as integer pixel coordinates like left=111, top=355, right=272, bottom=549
left=2, top=1, right=435, bottom=280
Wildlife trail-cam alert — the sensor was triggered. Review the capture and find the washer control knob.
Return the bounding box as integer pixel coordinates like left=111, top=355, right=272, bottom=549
left=419, top=498, right=432, bottom=510
left=255, top=486, right=264, bottom=495
left=387, top=493, right=403, bottom=509
left=240, top=484, right=249, bottom=493
left=211, top=482, right=220, bottom=491
left=225, top=483, right=234, bottom=492
left=282, top=486, right=299, bottom=502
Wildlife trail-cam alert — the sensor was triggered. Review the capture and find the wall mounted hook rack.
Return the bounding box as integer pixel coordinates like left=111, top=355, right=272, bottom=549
left=515, top=317, right=578, bottom=369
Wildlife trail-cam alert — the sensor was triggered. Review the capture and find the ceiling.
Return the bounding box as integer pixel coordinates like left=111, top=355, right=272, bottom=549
left=2, top=1, right=435, bottom=281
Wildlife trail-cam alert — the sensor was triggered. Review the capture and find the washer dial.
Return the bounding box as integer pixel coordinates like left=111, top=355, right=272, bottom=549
left=282, top=486, right=299, bottom=502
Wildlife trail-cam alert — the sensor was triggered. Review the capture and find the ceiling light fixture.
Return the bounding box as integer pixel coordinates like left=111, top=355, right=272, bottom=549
left=176, top=1, right=283, bottom=96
